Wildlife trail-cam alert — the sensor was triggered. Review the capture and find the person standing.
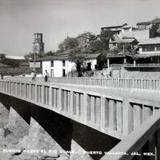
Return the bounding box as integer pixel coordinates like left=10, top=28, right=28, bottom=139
left=44, top=70, right=49, bottom=82
left=31, top=70, right=36, bottom=81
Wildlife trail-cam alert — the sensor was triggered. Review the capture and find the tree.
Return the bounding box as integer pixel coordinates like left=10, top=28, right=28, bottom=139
left=100, top=29, right=114, bottom=50
left=88, top=39, right=104, bottom=53
left=76, top=32, right=96, bottom=50
left=58, top=37, right=79, bottom=51
left=150, top=24, right=160, bottom=38
left=68, top=48, right=86, bottom=76
left=45, top=51, right=56, bottom=56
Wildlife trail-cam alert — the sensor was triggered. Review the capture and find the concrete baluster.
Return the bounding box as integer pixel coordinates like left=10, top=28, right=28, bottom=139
left=58, top=88, right=62, bottom=110
left=109, top=99, right=117, bottom=131
left=64, top=90, right=67, bottom=111
left=82, top=93, right=88, bottom=123
left=14, top=82, right=17, bottom=96
left=35, top=84, right=37, bottom=102
left=69, top=90, right=74, bottom=116
left=76, top=93, right=79, bottom=116
left=133, top=104, right=142, bottom=130
left=91, top=96, right=95, bottom=123
left=41, top=85, right=44, bottom=104
left=54, top=88, right=58, bottom=108
left=123, top=99, right=133, bottom=136
left=100, top=97, right=105, bottom=131
left=116, top=101, right=123, bottom=133
left=95, top=97, right=101, bottom=125
left=49, top=86, right=52, bottom=106
left=105, top=98, right=109, bottom=128
left=143, top=105, right=153, bottom=122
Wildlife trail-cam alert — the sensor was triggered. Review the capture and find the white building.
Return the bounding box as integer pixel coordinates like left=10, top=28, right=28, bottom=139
left=41, top=55, right=75, bottom=77
left=40, top=53, right=99, bottom=77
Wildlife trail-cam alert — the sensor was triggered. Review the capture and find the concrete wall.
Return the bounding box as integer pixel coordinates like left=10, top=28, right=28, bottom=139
left=111, top=67, right=160, bottom=79
left=119, top=29, right=150, bottom=41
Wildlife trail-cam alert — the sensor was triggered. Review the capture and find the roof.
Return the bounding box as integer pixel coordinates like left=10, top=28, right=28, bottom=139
left=128, top=53, right=160, bottom=59
left=38, top=54, right=69, bottom=61
left=38, top=51, right=100, bottom=61
left=136, top=21, right=151, bottom=26
left=84, top=53, right=100, bottom=60
left=106, top=54, right=126, bottom=58
left=0, top=63, right=10, bottom=68
left=136, top=18, right=160, bottom=26
left=98, top=51, right=127, bottom=59
left=6, top=55, right=25, bottom=60
left=101, top=23, right=128, bottom=30
left=110, top=37, right=138, bottom=44
left=139, top=38, right=160, bottom=45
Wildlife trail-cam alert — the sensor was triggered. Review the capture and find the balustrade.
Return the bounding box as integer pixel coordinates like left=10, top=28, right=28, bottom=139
left=0, top=78, right=159, bottom=143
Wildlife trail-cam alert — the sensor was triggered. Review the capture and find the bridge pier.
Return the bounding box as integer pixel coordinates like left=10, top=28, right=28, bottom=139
left=27, top=117, right=66, bottom=158
left=7, top=106, right=30, bottom=139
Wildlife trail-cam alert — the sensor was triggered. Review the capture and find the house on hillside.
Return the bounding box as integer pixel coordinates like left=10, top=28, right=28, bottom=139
left=109, top=37, right=139, bottom=51
left=130, top=38, right=160, bottom=64
left=101, top=23, right=128, bottom=34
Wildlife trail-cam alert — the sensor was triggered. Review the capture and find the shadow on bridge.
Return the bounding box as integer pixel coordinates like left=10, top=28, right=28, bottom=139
left=0, top=94, right=120, bottom=160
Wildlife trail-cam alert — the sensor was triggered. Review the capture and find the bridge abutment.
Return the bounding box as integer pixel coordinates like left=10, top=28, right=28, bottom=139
left=70, top=139, right=93, bottom=160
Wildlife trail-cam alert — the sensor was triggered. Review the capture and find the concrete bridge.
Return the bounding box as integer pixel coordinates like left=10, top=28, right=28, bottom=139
left=0, top=77, right=160, bottom=160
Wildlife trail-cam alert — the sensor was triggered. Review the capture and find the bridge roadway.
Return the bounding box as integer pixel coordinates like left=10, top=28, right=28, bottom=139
left=0, top=77, right=160, bottom=160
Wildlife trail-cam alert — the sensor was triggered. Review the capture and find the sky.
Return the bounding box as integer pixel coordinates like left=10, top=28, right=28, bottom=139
left=0, top=0, right=160, bottom=56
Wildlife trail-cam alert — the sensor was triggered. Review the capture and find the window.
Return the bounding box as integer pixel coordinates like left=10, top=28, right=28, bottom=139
left=87, top=62, right=91, bottom=71
left=51, top=60, right=54, bottom=67
left=142, top=45, right=155, bottom=52
left=156, top=45, right=160, bottom=51
left=62, top=60, right=65, bottom=67
left=62, top=69, right=66, bottom=77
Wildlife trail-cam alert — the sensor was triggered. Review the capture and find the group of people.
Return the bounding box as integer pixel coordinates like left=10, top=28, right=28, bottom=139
left=31, top=69, right=49, bottom=82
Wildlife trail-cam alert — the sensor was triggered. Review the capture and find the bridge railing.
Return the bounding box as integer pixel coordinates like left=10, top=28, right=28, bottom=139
left=0, top=79, right=160, bottom=140
left=111, top=63, right=160, bottom=68
left=101, top=109, right=160, bottom=160
left=7, top=77, right=160, bottom=90
left=50, top=77, right=160, bottom=90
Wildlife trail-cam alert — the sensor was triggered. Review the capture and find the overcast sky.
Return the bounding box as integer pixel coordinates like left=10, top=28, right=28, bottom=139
left=0, top=0, right=160, bottom=56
